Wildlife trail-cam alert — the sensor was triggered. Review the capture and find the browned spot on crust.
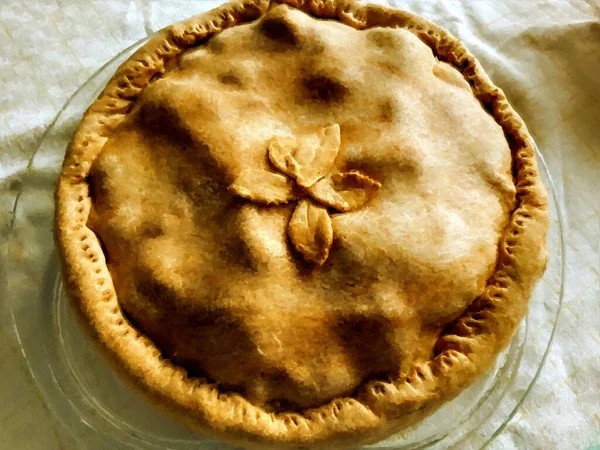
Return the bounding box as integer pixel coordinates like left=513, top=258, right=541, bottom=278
left=304, top=75, right=348, bottom=102
left=378, top=100, right=395, bottom=122
left=259, top=14, right=300, bottom=46
left=257, top=5, right=302, bottom=50
left=218, top=72, right=243, bottom=87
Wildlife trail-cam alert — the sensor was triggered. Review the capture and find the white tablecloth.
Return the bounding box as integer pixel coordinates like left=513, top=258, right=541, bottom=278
left=1, top=1, right=599, bottom=449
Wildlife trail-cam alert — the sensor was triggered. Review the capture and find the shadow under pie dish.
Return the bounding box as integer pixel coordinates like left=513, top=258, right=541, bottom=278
left=54, top=0, right=549, bottom=448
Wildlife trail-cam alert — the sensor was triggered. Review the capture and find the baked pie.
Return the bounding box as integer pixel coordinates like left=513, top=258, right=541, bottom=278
left=55, top=0, right=548, bottom=447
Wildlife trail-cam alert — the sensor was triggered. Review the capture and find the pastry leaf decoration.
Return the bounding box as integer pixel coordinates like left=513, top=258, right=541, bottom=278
left=268, top=124, right=341, bottom=188
left=308, top=171, right=381, bottom=212
left=288, top=199, right=333, bottom=265
left=228, top=170, right=295, bottom=205
left=228, top=124, right=380, bottom=265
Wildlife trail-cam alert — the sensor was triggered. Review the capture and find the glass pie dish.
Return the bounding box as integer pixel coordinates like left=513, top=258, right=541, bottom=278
left=3, top=19, right=565, bottom=450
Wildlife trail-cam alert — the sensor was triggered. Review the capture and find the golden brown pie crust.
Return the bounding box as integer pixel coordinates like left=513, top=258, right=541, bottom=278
left=54, top=0, right=548, bottom=447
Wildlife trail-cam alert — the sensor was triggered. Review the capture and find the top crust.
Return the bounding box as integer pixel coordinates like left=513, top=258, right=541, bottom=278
left=54, top=0, right=548, bottom=448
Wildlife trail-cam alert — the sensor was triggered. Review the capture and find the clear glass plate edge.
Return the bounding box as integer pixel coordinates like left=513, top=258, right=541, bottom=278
left=2, top=32, right=565, bottom=450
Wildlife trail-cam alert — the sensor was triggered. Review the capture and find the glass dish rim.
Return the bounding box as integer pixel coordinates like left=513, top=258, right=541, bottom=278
left=3, top=31, right=566, bottom=450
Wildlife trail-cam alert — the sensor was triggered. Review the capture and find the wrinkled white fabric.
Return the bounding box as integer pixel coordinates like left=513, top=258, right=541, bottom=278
left=0, top=1, right=599, bottom=449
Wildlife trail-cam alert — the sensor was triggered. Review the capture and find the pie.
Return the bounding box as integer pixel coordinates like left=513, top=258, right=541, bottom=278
left=54, top=0, right=548, bottom=447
